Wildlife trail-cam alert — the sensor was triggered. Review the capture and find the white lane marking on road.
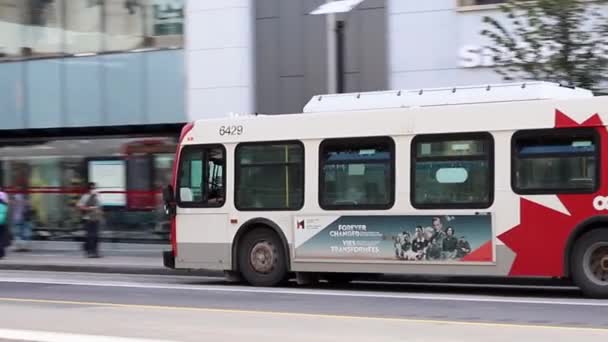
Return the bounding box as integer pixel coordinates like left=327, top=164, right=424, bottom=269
left=0, top=328, right=176, bottom=342
left=0, top=276, right=606, bottom=307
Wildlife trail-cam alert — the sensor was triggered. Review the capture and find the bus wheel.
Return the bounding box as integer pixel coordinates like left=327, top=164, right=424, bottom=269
left=238, top=228, right=287, bottom=287
left=571, top=229, right=608, bottom=298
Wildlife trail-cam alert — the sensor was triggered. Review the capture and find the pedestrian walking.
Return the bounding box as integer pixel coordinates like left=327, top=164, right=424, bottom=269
left=77, top=182, right=103, bottom=258
left=12, top=185, right=33, bottom=252
left=0, top=191, right=10, bottom=259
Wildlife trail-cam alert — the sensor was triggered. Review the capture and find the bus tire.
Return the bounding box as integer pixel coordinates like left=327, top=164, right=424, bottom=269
left=238, top=227, right=288, bottom=287
left=571, top=229, right=608, bottom=298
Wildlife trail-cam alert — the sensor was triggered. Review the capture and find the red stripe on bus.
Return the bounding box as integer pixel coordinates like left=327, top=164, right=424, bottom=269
left=2, top=188, right=162, bottom=195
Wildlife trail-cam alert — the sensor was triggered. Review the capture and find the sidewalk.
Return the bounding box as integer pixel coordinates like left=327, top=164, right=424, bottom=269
left=0, top=241, right=222, bottom=277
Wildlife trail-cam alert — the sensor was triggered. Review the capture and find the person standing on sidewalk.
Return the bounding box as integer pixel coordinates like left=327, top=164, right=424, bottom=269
left=12, top=185, right=33, bottom=252
left=77, top=182, right=103, bottom=258
left=0, top=191, right=10, bottom=259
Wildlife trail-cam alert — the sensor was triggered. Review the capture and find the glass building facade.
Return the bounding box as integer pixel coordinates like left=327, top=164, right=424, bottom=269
left=0, top=0, right=185, bottom=243
left=0, top=0, right=183, bottom=59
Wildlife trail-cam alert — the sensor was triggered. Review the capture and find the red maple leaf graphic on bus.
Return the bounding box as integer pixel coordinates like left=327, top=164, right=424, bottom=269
left=498, top=110, right=608, bottom=276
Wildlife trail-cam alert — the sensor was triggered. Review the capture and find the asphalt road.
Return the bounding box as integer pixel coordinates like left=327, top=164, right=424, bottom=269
left=0, top=271, right=607, bottom=342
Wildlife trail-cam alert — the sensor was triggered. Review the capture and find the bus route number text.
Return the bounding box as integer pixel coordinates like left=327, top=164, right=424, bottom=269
left=219, top=125, right=243, bottom=136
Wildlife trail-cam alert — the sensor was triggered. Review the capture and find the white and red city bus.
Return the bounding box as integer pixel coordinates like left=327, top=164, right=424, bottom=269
left=163, top=82, right=608, bottom=298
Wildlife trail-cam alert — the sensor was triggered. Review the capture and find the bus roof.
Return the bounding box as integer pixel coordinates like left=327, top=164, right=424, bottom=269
left=302, top=82, right=594, bottom=113
left=185, top=82, right=608, bottom=145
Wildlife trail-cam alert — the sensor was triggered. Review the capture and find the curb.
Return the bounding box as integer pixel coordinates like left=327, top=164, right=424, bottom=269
left=0, top=263, right=224, bottom=277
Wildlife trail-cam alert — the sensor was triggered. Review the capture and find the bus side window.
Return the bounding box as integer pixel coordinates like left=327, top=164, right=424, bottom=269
left=177, top=145, right=226, bottom=207
left=235, top=141, right=304, bottom=211
left=512, top=128, right=599, bottom=194
left=319, top=136, right=395, bottom=210
left=411, top=132, right=494, bottom=209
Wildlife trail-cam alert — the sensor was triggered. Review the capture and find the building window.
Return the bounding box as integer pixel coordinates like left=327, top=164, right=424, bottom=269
left=0, top=0, right=65, bottom=58
left=104, top=0, right=145, bottom=52
left=512, top=128, right=599, bottom=194
left=0, top=2, right=20, bottom=59
left=64, top=0, right=103, bottom=54
left=235, top=141, right=304, bottom=211
left=104, top=0, right=183, bottom=52
left=177, top=145, right=226, bottom=208
left=150, top=0, right=183, bottom=37
left=458, top=0, right=505, bottom=7
left=319, top=137, right=395, bottom=210
left=412, top=133, right=493, bottom=209
left=0, top=0, right=184, bottom=60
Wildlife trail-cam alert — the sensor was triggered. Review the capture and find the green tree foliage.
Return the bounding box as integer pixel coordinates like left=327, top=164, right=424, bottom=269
left=481, top=0, right=608, bottom=92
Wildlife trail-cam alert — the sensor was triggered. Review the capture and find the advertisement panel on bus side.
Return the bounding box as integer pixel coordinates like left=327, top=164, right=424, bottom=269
left=294, top=214, right=493, bottom=263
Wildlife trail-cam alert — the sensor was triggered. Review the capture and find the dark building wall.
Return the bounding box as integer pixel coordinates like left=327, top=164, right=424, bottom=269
left=255, top=0, right=388, bottom=115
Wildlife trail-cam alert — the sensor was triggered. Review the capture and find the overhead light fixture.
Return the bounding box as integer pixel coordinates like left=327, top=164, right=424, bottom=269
left=73, top=52, right=97, bottom=57
left=310, top=0, right=365, bottom=15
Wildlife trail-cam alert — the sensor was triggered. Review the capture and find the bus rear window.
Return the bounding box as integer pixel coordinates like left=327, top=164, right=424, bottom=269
left=512, top=128, right=599, bottom=194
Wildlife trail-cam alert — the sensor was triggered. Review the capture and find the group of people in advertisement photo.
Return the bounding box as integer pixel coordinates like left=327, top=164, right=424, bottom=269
left=391, top=217, right=472, bottom=261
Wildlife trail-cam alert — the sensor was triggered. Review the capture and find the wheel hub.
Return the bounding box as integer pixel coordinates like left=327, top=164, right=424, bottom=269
left=584, top=243, right=608, bottom=285
left=602, top=256, right=608, bottom=272
left=250, top=241, right=275, bottom=274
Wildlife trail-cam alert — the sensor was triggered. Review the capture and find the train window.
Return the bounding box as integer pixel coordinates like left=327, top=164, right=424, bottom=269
left=512, top=128, right=599, bottom=194
left=319, top=137, right=395, bottom=210
left=412, top=133, right=494, bottom=209
left=235, top=141, right=304, bottom=211
left=126, top=155, right=153, bottom=210
left=177, top=145, right=225, bottom=208
left=87, top=158, right=127, bottom=207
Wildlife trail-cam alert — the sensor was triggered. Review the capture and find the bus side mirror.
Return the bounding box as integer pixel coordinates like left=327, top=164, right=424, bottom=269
left=163, top=185, right=176, bottom=217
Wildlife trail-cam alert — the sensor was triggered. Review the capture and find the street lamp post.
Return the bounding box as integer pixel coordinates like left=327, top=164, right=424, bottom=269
left=326, top=12, right=337, bottom=94
left=335, top=19, right=345, bottom=93
left=310, top=0, right=365, bottom=94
